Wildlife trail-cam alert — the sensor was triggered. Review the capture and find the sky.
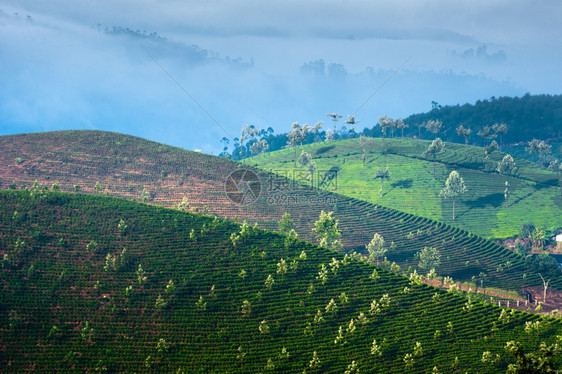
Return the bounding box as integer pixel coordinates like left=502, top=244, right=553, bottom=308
left=1, top=0, right=561, bottom=153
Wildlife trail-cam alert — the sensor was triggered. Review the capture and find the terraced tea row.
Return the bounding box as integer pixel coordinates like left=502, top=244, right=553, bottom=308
left=1, top=191, right=560, bottom=372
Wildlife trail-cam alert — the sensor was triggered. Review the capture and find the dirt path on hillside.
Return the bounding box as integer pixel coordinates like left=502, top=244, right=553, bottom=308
left=522, top=286, right=562, bottom=313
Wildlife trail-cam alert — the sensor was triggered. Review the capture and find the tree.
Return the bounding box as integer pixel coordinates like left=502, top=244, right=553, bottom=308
left=287, top=122, right=306, bottom=167
left=278, top=212, right=296, bottom=236
left=537, top=140, right=552, bottom=165
left=374, top=168, right=391, bottom=197
left=416, top=246, right=441, bottom=271
left=259, top=320, right=269, bottom=334
left=344, top=115, right=358, bottom=134
left=425, top=120, right=443, bottom=138
left=310, top=121, right=324, bottom=142
left=524, top=254, right=560, bottom=280
left=137, top=263, right=147, bottom=285
left=378, top=115, right=393, bottom=144
left=358, top=135, right=374, bottom=166
left=309, top=351, right=321, bottom=369
left=366, top=233, right=386, bottom=265
left=440, top=170, right=467, bottom=220
left=265, top=274, right=275, bottom=290
left=484, top=140, right=498, bottom=159
left=395, top=118, right=409, bottom=138
left=504, top=339, right=562, bottom=373
left=219, top=136, right=230, bottom=157
left=423, top=138, right=444, bottom=179
left=548, top=159, right=562, bottom=195
left=477, top=125, right=496, bottom=144
left=249, top=139, right=269, bottom=155
left=497, top=154, right=517, bottom=175
left=456, top=125, right=472, bottom=144
left=312, top=211, right=342, bottom=249
left=94, top=181, right=103, bottom=194
left=326, top=112, right=342, bottom=133
left=389, top=119, right=397, bottom=138
left=492, top=122, right=508, bottom=146
left=504, top=181, right=510, bottom=208
left=538, top=274, right=551, bottom=304
left=415, top=122, right=426, bottom=138
left=239, top=124, right=260, bottom=158
left=525, top=138, right=551, bottom=165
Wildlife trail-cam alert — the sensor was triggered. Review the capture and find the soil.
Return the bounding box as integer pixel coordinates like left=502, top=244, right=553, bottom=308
left=522, top=285, right=562, bottom=313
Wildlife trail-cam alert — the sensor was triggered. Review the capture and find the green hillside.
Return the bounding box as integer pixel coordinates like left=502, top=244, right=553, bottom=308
left=1, top=190, right=561, bottom=372
left=1, top=131, right=561, bottom=294
left=247, top=137, right=562, bottom=239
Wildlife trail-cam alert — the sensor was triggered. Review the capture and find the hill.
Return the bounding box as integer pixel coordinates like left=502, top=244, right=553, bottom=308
left=224, top=94, right=562, bottom=164
left=247, top=137, right=562, bottom=239
left=0, top=130, right=560, bottom=293
left=384, top=94, right=562, bottom=147
left=1, top=190, right=561, bottom=372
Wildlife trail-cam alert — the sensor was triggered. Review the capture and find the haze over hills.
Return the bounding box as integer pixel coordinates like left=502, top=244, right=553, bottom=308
left=1, top=190, right=561, bottom=372
left=1, top=130, right=560, bottom=294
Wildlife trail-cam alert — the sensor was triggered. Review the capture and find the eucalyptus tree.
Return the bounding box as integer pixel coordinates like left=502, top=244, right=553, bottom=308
left=240, top=124, right=260, bottom=158
left=440, top=170, right=467, bottom=220
left=423, top=138, right=444, bottom=179
left=344, top=115, right=358, bottom=134
left=504, top=181, right=510, bottom=208
left=366, top=233, right=386, bottom=265
left=477, top=125, right=496, bottom=144
left=548, top=159, right=562, bottom=194
left=378, top=115, right=393, bottom=144
left=425, top=119, right=443, bottom=139
left=249, top=139, right=269, bottom=155
left=456, top=124, right=472, bottom=144
left=415, top=122, right=426, bottom=138
left=374, top=168, right=391, bottom=197
left=526, top=138, right=551, bottom=166
left=287, top=122, right=306, bottom=167
left=326, top=112, right=342, bottom=130
left=484, top=140, right=498, bottom=159
left=358, top=135, right=374, bottom=166
left=395, top=118, right=409, bottom=138
left=491, top=122, right=508, bottom=146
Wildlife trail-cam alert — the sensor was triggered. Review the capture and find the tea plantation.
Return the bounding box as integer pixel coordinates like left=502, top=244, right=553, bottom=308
left=1, top=190, right=561, bottom=372
left=1, top=131, right=560, bottom=292
left=247, top=137, right=562, bottom=239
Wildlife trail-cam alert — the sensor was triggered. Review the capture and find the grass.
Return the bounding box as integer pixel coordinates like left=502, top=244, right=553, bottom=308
left=247, top=137, right=562, bottom=239
left=0, top=190, right=561, bottom=372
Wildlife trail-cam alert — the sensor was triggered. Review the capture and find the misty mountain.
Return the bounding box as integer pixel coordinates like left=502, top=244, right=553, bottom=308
left=103, top=26, right=254, bottom=68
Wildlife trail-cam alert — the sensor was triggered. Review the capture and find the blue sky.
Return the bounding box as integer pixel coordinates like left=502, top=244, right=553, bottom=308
left=1, top=0, right=561, bottom=153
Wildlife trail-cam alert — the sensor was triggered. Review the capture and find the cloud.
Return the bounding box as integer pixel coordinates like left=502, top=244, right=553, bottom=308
left=1, top=1, right=561, bottom=153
